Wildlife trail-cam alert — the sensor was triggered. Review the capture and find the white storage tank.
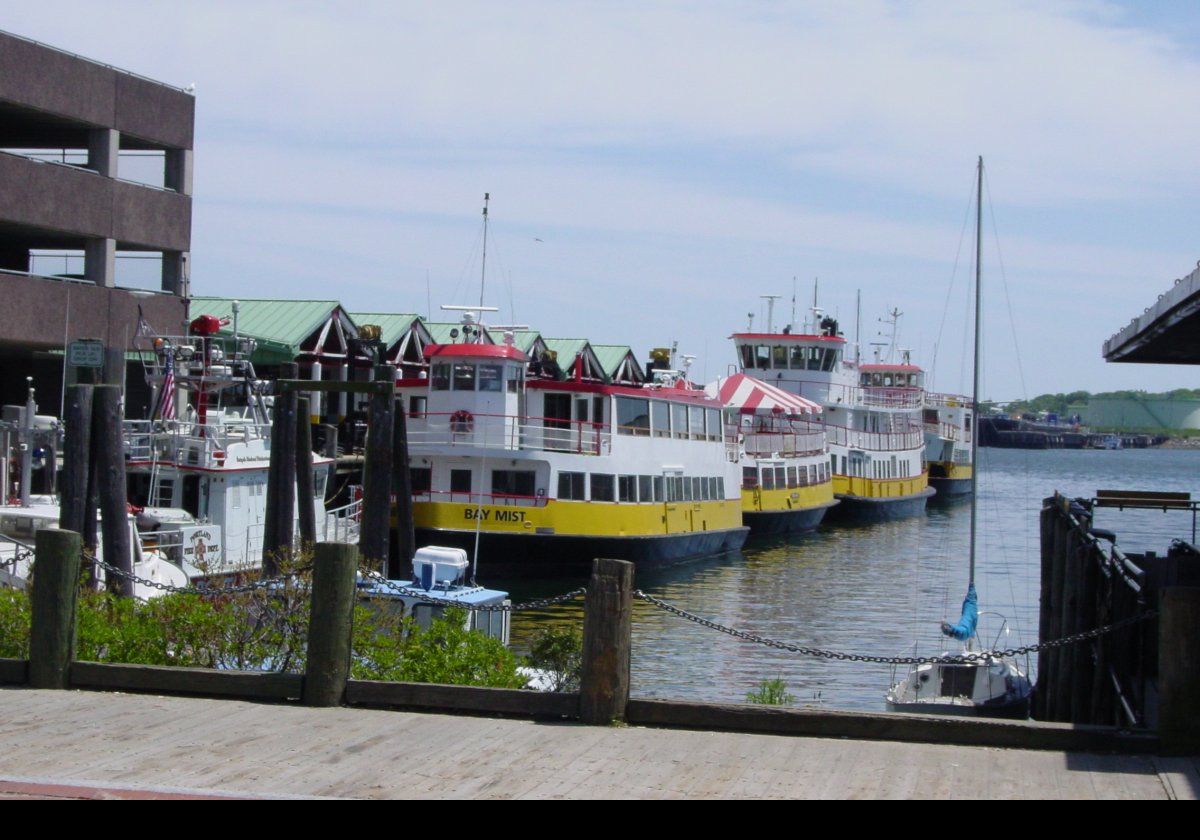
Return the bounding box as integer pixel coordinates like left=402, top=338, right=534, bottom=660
left=412, top=546, right=469, bottom=590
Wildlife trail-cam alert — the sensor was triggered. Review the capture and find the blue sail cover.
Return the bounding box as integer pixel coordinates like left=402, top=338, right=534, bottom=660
left=941, top=584, right=979, bottom=641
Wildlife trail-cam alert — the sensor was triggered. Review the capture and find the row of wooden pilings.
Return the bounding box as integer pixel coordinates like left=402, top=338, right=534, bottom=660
left=1037, top=495, right=1200, bottom=749
left=25, top=526, right=635, bottom=725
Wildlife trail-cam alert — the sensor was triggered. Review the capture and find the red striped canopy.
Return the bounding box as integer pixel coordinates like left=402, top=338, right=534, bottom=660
left=704, top=373, right=822, bottom=416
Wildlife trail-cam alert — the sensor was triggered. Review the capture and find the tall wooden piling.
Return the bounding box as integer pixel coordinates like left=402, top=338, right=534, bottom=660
left=1157, top=587, right=1200, bottom=752
left=295, top=396, right=317, bottom=546
left=359, top=365, right=395, bottom=570
left=303, top=542, right=359, bottom=707
left=28, top=528, right=82, bottom=689
left=92, top=385, right=132, bottom=596
left=391, top=404, right=415, bottom=579
left=263, top=362, right=299, bottom=575
left=58, top=385, right=93, bottom=535
left=580, top=558, right=634, bottom=725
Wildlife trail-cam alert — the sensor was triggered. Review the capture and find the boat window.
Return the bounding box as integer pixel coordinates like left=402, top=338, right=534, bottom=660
left=452, top=364, right=476, bottom=391
left=683, top=478, right=693, bottom=501
left=705, top=409, right=721, bottom=441
left=807, top=348, right=823, bottom=371
left=743, top=466, right=758, bottom=488
left=671, top=404, right=687, bottom=439
left=688, top=406, right=705, bottom=439
left=591, top=473, right=615, bottom=502
left=478, top=364, right=503, bottom=392
left=182, top=476, right=200, bottom=518
left=651, top=401, right=670, bottom=438
left=669, top=476, right=685, bottom=502
left=492, top=470, right=536, bottom=499
left=653, top=476, right=664, bottom=502
left=615, top=397, right=651, bottom=436
left=638, top=475, right=653, bottom=503
left=787, top=466, right=798, bottom=488
left=692, top=476, right=703, bottom=500
left=558, top=471, right=585, bottom=501
left=314, top=469, right=327, bottom=501
left=409, top=396, right=427, bottom=419
left=717, top=477, right=725, bottom=498
left=593, top=396, right=606, bottom=426
left=431, top=363, right=451, bottom=391
left=755, top=345, right=771, bottom=369
left=506, top=367, right=523, bottom=393
left=450, top=469, right=472, bottom=495
left=761, top=467, right=775, bottom=490
left=772, top=346, right=788, bottom=369
left=825, top=349, right=840, bottom=370
left=708, top=477, right=718, bottom=499
left=740, top=344, right=755, bottom=371
left=940, top=665, right=977, bottom=698
left=790, top=345, right=806, bottom=369
left=618, top=475, right=637, bottom=502
left=774, top=467, right=786, bottom=488
left=410, top=467, right=432, bottom=495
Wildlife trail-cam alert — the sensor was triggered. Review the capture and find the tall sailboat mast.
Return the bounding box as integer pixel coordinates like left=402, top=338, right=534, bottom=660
left=478, top=192, right=490, bottom=310
left=968, top=156, right=983, bottom=587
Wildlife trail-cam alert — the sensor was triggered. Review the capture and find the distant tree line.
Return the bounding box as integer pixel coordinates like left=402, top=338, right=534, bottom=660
left=984, top=389, right=1200, bottom=418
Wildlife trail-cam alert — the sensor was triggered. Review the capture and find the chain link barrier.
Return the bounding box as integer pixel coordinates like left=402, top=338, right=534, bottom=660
left=87, top=552, right=312, bottom=597
left=358, top=569, right=586, bottom=612
left=634, top=590, right=1156, bottom=666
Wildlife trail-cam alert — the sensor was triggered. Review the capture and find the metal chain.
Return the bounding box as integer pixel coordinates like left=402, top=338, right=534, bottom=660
left=359, top=569, right=586, bottom=612
left=634, top=590, right=1156, bottom=666
left=87, top=552, right=312, bottom=596
left=0, top=549, right=32, bottom=571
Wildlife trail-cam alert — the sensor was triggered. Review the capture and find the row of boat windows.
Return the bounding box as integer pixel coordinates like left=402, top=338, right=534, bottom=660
left=615, top=397, right=724, bottom=441
left=743, top=462, right=830, bottom=490
left=430, top=363, right=523, bottom=393
left=837, top=455, right=914, bottom=479
left=740, top=344, right=840, bottom=372
left=860, top=372, right=921, bottom=388
left=558, top=472, right=727, bottom=503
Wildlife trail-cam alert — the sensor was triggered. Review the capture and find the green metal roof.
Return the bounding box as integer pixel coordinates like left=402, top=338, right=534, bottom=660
left=591, top=344, right=644, bottom=382
left=349, top=312, right=422, bottom=349
left=190, top=297, right=350, bottom=364
left=508, top=330, right=543, bottom=354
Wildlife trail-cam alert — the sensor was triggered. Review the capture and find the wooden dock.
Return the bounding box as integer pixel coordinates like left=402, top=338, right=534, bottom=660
left=1, top=689, right=1194, bottom=799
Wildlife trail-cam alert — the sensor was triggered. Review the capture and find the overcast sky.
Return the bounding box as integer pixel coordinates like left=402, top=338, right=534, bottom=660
left=7, top=1, right=1200, bottom=399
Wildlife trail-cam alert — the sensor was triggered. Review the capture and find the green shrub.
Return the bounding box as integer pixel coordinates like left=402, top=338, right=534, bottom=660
left=745, top=678, right=796, bottom=706
left=526, top=625, right=583, bottom=692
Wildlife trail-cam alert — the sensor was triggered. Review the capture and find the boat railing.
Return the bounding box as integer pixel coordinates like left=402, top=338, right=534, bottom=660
left=764, top=378, right=923, bottom=411
left=824, top=422, right=925, bottom=452
left=323, top=496, right=364, bottom=544
left=412, top=489, right=551, bottom=508
left=407, top=412, right=611, bottom=456
left=924, top=420, right=962, bottom=443
left=742, top=430, right=827, bottom=458
left=925, top=392, right=973, bottom=409
left=124, top=419, right=272, bottom=467
left=858, top=386, right=923, bottom=409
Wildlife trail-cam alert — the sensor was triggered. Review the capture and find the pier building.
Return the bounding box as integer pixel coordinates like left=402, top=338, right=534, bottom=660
left=0, top=30, right=193, bottom=411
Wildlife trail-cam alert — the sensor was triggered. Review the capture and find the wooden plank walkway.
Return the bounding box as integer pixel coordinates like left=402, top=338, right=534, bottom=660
left=0, top=688, right=1195, bottom=799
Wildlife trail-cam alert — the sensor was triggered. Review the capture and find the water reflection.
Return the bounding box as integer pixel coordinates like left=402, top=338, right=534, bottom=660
left=492, top=448, right=1200, bottom=711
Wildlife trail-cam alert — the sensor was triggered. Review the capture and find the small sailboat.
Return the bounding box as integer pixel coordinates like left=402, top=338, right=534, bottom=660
left=886, top=157, right=1033, bottom=718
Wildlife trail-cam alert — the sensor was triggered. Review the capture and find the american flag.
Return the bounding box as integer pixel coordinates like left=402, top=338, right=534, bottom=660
left=155, top=349, right=176, bottom=420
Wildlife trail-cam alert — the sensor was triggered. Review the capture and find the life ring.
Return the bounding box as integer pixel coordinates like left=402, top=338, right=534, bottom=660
left=450, top=410, right=474, bottom=434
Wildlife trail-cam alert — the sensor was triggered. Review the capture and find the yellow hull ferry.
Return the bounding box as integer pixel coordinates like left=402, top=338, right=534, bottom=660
left=730, top=310, right=934, bottom=522
left=924, top=390, right=975, bottom=498
left=398, top=319, right=747, bottom=573
left=706, top=372, right=837, bottom=534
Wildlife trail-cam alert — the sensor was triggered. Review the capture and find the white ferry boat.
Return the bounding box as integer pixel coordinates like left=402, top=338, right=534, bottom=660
left=397, top=314, right=748, bottom=573
left=730, top=312, right=934, bottom=521
left=924, top=390, right=974, bottom=497
left=705, top=372, right=837, bottom=534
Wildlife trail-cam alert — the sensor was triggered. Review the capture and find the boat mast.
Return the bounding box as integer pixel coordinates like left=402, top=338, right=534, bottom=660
left=478, top=192, right=490, bottom=310
left=968, top=156, right=983, bottom=587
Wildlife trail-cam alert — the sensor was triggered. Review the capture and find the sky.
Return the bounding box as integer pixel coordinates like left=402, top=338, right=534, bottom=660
left=6, top=1, right=1200, bottom=401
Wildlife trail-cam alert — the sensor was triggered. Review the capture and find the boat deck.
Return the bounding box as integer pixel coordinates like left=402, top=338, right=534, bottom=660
left=1, top=689, right=1194, bottom=799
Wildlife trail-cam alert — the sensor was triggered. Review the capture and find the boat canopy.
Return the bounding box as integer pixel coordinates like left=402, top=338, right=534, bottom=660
left=705, top=373, right=822, bottom=417
left=941, top=584, right=979, bottom=641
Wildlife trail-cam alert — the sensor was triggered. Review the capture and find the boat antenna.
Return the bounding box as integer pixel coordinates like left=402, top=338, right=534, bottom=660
left=760, top=295, right=781, bottom=333
left=969, top=156, right=983, bottom=587
left=478, top=192, right=490, bottom=310
left=855, top=289, right=862, bottom=364
left=790, top=277, right=797, bottom=331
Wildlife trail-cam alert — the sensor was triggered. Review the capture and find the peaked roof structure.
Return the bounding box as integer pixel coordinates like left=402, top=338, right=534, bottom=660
left=591, top=344, right=646, bottom=385
left=542, top=338, right=606, bottom=381
left=350, top=312, right=433, bottom=369
left=705, top=373, right=823, bottom=416
left=190, top=297, right=359, bottom=365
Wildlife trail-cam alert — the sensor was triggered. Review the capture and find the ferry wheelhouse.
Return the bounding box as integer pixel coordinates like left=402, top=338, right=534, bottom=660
left=398, top=324, right=747, bottom=573
left=731, top=318, right=934, bottom=521
left=923, top=390, right=974, bottom=497
left=705, top=373, right=836, bottom=534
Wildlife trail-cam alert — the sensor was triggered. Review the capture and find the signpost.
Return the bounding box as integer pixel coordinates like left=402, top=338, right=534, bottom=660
left=67, top=340, right=105, bottom=369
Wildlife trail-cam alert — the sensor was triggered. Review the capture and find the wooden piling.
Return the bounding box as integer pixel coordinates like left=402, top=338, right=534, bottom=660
left=295, top=396, right=317, bottom=546
left=580, top=558, right=634, bottom=725
left=58, top=385, right=93, bottom=535
left=263, top=362, right=298, bottom=575
left=28, top=528, right=82, bottom=689
left=391, top=404, right=415, bottom=579
left=303, top=542, right=360, bottom=707
left=359, top=365, right=395, bottom=570
left=1056, top=530, right=1082, bottom=721
left=1157, top=587, right=1200, bottom=752
left=92, top=385, right=132, bottom=597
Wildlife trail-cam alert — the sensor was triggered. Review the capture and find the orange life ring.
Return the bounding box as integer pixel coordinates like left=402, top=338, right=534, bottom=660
left=450, top=410, right=474, bottom=434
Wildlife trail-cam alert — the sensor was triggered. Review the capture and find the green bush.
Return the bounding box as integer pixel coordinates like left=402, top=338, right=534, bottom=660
left=745, top=678, right=796, bottom=706
left=526, top=625, right=583, bottom=692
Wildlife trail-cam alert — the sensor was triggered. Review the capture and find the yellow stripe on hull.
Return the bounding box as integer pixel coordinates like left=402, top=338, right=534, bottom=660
left=930, top=462, right=973, bottom=481
left=741, top=482, right=835, bottom=514
left=833, top=473, right=930, bottom=500
left=413, top=498, right=742, bottom=538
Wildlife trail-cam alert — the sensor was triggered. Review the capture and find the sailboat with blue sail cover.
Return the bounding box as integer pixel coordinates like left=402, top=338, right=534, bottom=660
left=885, top=157, right=1033, bottom=718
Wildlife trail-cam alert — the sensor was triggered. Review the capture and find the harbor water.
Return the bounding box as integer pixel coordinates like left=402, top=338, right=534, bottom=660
left=497, top=447, right=1200, bottom=711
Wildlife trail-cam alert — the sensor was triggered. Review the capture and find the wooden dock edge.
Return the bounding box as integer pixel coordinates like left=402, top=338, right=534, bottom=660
left=0, top=658, right=28, bottom=685
left=625, top=699, right=1160, bottom=754
left=345, top=679, right=580, bottom=719
left=68, top=661, right=303, bottom=701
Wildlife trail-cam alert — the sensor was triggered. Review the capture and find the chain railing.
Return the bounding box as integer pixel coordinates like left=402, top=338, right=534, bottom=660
left=634, top=590, right=1157, bottom=666
left=88, top=552, right=312, bottom=597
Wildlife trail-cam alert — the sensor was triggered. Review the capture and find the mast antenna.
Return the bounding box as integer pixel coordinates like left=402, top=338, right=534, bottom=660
left=478, top=192, right=490, bottom=310
left=760, top=295, right=782, bottom=334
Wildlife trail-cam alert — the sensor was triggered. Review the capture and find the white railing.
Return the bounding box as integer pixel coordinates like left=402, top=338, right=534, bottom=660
left=323, top=496, right=363, bottom=544
left=407, top=412, right=612, bottom=456
left=925, top=392, right=974, bottom=409
left=742, top=430, right=826, bottom=458
left=124, top=419, right=271, bottom=467
left=825, top=422, right=925, bottom=452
